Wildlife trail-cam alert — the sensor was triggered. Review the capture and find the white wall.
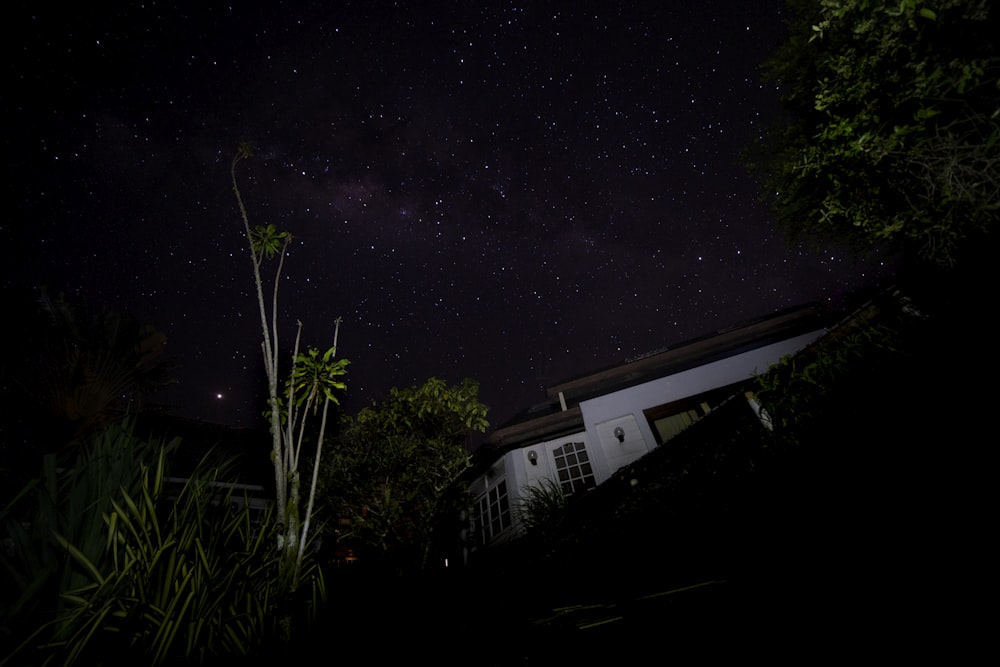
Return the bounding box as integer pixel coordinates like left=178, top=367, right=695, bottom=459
left=468, top=328, right=825, bottom=543
left=468, top=431, right=591, bottom=543
left=581, top=330, right=825, bottom=481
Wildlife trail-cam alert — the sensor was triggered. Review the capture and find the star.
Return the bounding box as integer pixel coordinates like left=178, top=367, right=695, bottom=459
left=6, top=0, right=893, bottom=434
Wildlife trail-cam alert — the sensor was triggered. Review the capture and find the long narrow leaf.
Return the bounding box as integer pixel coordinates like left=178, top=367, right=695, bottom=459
left=53, top=534, right=105, bottom=586
left=153, top=588, right=195, bottom=665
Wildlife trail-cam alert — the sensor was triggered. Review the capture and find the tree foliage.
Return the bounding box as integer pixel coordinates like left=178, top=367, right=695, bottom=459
left=323, top=378, right=488, bottom=572
left=750, top=0, right=1000, bottom=267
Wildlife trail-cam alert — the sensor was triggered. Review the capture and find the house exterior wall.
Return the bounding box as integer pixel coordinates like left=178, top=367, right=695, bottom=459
left=518, top=429, right=589, bottom=490
left=468, top=432, right=591, bottom=546
left=580, top=330, right=825, bottom=476
left=466, top=451, right=519, bottom=547
left=467, top=328, right=825, bottom=547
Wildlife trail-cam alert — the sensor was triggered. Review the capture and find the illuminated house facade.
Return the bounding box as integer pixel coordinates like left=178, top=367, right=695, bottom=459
left=464, top=305, right=828, bottom=550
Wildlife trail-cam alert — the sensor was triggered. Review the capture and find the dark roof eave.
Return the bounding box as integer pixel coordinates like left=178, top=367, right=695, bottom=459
left=484, top=404, right=584, bottom=452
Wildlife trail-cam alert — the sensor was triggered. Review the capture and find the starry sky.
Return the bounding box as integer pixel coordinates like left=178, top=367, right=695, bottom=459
left=5, top=1, right=892, bottom=434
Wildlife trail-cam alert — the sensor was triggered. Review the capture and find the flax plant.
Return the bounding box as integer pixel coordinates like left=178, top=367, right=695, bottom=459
left=47, top=454, right=285, bottom=665
left=1, top=422, right=310, bottom=666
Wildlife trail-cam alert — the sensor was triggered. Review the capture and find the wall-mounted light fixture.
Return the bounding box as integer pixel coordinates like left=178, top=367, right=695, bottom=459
left=613, top=426, right=625, bottom=444
left=527, top=450, right=538, bottom=465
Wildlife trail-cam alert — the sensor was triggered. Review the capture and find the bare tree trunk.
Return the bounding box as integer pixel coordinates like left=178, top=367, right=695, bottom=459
left=294, top=396, right=330, bottom=590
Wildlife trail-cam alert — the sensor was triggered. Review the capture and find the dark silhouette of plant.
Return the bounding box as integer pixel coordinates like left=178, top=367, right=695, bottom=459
left=514, top=477, right=568, bottom=541
left=1, top=288, right=175, bottom=502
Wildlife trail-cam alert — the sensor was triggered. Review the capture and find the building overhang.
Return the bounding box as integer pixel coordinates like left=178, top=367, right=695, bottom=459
left=484, top=404, right=583, bottom=451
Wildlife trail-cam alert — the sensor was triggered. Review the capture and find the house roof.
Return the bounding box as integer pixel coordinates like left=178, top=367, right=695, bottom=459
left=134, top=413, right=274, bottom=488
left=547, top=303, right=825, bottom=404
left=480, top=404, right=585, bottom=451
left=475, top=302, right=827, bottom=462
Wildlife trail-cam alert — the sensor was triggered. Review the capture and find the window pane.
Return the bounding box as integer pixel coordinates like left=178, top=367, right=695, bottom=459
left=552, top=442, right=595, bottom=497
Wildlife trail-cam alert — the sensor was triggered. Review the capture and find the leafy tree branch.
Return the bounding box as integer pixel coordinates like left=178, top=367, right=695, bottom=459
left=748, top=0, right=1000, bottom=267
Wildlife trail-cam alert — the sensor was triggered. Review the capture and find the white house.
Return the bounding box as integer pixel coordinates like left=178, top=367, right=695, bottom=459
left=464, top=304, right=828, bottom=550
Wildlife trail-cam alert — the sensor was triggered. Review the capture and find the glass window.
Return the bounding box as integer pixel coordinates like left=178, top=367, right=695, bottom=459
left=643, top=386, right=738, bottom=446
left=475, top=479, right=510, bottom=545
left=552, top=442, right=596, bottom=496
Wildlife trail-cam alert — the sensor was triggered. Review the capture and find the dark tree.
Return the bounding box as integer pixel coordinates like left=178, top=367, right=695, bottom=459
left=322, top=377, right=488, bottom=573
left=2, top=288, right=174, bottom=447
left=749, top=0, right=1000, bottom=268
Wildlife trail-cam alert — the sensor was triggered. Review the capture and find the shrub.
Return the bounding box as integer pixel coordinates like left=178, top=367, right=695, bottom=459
left=1, top=421, right=323, bottom=666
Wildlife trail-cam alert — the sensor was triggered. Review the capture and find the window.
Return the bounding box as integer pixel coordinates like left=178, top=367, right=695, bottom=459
left=643, top=386, right=736, bottom=445
left=650, top=403, right=708, bottom=443
left=475, top=479, right=511, bottom=545
left=552, top=441, right=596, bottom=496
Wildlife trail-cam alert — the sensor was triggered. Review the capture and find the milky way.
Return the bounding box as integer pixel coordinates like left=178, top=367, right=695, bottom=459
left=5, top=1, right=892, bottom=432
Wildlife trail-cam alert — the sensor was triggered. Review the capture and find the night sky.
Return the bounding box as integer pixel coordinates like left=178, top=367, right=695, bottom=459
left=5, top=1, right=892, bottom=433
